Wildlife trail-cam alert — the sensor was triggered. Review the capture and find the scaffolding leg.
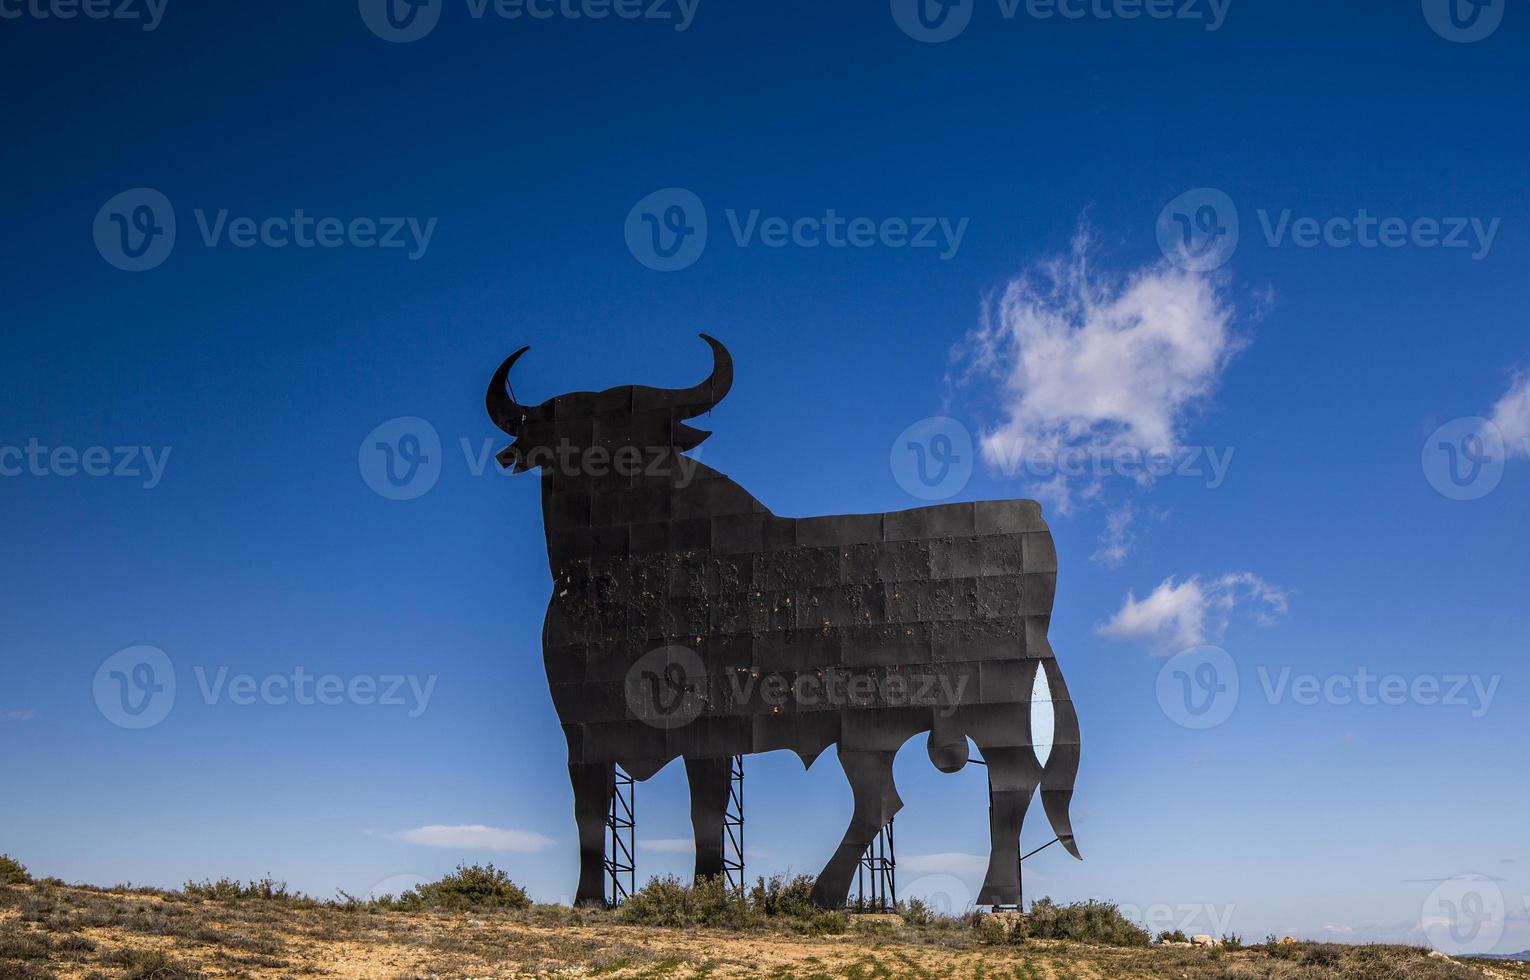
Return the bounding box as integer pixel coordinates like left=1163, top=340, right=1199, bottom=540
left=855, top=817, right=896, bottom=912
left=722, top=755, right=745, bottom=892
left=605, top=767, right=635, bottom=907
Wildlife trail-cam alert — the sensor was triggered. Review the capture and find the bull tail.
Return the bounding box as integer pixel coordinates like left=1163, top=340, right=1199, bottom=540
left=1039, top=658, right=1082, bottom=860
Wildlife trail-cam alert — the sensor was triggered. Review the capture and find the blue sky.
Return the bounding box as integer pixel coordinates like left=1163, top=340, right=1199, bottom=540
left=2, top=0, right=1528, bottom=952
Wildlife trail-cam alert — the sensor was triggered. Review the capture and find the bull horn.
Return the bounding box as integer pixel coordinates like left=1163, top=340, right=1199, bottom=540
left=486, top=345, right=536, bottom=434
left=667, top=333, right=733, bottom=416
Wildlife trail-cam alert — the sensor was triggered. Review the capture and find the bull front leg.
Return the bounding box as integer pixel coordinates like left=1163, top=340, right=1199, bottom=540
left=974, top=744, right=1043, bottom=907
left=569, top=760, right=613, bottom=907
left=685, top=756, right=732, bottom=883
left=810, top=748, right=902, bottom=908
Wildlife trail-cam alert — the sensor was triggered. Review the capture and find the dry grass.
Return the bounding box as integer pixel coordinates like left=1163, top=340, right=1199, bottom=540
left=3, top=880, right=1528, bottom=980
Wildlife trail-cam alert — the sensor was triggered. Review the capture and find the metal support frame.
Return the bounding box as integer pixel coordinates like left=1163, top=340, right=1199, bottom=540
left=1016, top=836, right=1061, bottom=912
left=605, top=767, right=636, bottom=907
left=854, top=817, right=896, bottom=912
left=722, top=755, right=745, bottom=892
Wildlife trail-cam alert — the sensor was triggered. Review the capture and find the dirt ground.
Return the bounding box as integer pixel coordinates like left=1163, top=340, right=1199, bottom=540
left=4, top=881, right=1528, bottom=980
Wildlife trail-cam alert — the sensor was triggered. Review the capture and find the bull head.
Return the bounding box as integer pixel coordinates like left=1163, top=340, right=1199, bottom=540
left=486, top=333, right=733, bottom=475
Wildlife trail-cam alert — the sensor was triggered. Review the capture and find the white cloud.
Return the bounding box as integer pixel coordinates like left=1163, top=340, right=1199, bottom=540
left=961, top=229, right=1240, bottom=512
left=637, top=839, right=694, bottom=854
left=1487, top=369, right=1530, bottom=458
left=390, top=824, right=555, bottom=853
left=900, top=852, right=991, bottom=880
left=1099, top=572, right=1288, bottom=650
left=1092, top=504, right=1136, bottom=567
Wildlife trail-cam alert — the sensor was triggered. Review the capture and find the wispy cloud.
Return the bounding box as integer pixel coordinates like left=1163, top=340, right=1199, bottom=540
left=959, top=228, right=1240, bottom=513
left=900, top=852, right=991, bottom=880
left=637, top=839, right=694, bottom=854
left=389, top=824, right=555, bottom=853
left=1488, top=369, right=1530, bottom=459
left=0, top=709, right=37, bottom=723
left=1092, top=504, right=1137, bottom=567
left=1099, top=572, right=1288, bottom=650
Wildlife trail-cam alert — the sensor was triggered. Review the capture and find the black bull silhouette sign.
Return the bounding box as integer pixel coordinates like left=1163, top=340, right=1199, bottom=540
left=486, top=335, right=1081, bottom=908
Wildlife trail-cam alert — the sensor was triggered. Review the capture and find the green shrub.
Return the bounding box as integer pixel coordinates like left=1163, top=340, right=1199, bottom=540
left=795, top=909, right=848, bottom=935
left=1, top=853, right=32, bottom=885
left=620, top=874, right=750, bottom=928
left=110, top=948, right=204, bottom=980
left=1221, top=931, right=1243, bottom=950
left=1157, top=928, right=1188, bottom=943
left=181, top=876, right=294, bottom=901
left=900, top=896, right=934, bottom=926
left=404, top=863, right=531, bottom=911
left=1021, top=897, right=1150, bottom=947
left=748, top=874, right=818, bottom=919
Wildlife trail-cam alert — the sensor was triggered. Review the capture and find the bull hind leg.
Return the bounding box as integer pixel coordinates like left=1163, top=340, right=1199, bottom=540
left=975, top=744, right=1043, bottom=907
left=569, top=761, right=613, bottom=907
left=685, top=756, right=732, bottom=883
left=810, top=748, right=902, bottom=909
